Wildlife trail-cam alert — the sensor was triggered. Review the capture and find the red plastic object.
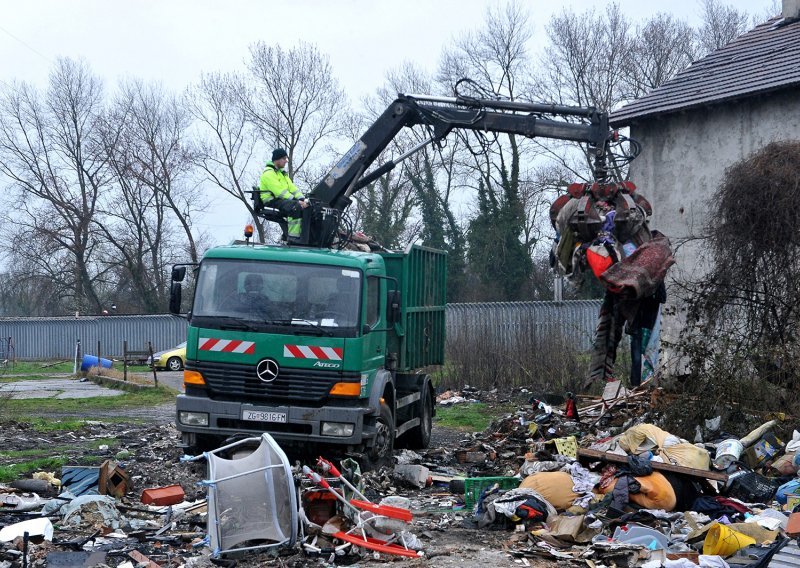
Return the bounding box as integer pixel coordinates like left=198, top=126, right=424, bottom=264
left=349, top=498, right=413, bottom=522
left=332, top=531, right=421, bottom=558
left=787, top=512, right=800, bottom=537
left=141, top=484, right=185, bottom=506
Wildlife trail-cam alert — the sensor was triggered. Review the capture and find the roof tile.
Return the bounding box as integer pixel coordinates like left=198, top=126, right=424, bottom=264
left=611, top=17, right=800, bottom=125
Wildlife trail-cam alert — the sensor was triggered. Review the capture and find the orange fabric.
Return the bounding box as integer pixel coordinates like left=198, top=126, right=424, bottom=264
left=586, top=246, right=614, bottom=278
left=519, top=472, right=581, bottom=511
left=597, top=471, right=677, bottom=512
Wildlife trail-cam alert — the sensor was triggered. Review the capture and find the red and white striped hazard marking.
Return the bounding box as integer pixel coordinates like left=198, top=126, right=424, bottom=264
left=283, top=344, right=343, bottom=360
left=199, top=337, right=255, bottom=354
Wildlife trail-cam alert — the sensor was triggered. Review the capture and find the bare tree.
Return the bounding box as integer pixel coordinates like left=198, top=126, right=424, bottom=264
left=623, top=13, right=699, bottom=100
left=0, top=58, right=108, bottom=313
left=242, top=41, right=347, bottom=188
left=437, top=1, right=537, bottom=300
left=697, top=0, right=751, bottom=55
left=540, top=3, right=631, bottom=112
left=187, top=72, right=268, bottom=241
left=96, top=86, right=182, bottom=313
left=120, top=81, right=202, bottom=264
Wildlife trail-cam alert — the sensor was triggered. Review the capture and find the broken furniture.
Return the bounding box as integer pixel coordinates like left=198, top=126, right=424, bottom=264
left=185, top=433, right=297, bottom=556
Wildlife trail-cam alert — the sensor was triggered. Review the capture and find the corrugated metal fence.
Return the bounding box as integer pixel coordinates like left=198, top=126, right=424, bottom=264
left=0, top=301, right=602, bottom=360
left=447, top=301, right=601, bottom=352
left=0, top=315, right=189, bottom=360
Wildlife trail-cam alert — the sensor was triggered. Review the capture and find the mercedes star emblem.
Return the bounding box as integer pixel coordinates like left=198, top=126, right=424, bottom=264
left=256, top=358, right=279, bottom=383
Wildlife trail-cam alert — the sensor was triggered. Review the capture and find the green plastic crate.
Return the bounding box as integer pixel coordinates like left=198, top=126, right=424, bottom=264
left=464, top=476, right=519, bottom=510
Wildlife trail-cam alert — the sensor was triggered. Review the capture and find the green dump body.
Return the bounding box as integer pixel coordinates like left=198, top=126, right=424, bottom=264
left=381, top=245, right=447, bottom=372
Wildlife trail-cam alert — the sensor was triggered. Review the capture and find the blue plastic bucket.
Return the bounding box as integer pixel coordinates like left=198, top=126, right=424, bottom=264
left=80, top=354, right=113, bottom=372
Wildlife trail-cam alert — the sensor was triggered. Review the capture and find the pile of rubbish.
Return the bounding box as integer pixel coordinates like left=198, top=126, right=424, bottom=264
left=1, top=383, right=800, bottom=566
left=383, top=380, right=800, bottom=567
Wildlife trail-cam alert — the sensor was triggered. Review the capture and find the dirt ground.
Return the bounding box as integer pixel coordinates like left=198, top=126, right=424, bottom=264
left=0, top=395, right=553, bottom=567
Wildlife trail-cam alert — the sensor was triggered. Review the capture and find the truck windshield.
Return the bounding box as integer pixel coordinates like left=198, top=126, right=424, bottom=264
left=192, top=259, right=361, bottom=334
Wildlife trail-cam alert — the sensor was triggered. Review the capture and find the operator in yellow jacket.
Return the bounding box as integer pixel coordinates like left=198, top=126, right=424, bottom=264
left=259, top=148, right=308, bottom=240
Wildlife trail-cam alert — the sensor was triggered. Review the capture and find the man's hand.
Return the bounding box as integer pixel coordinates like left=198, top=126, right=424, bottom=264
left=299, top=200, right=310, bottom=209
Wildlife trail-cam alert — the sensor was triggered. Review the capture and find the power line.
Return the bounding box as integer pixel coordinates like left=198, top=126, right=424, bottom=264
left=0, top=23, right=52, bottom=64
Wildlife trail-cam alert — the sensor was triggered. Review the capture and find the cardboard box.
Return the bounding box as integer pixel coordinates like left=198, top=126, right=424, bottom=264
left=745, top=432, right=783, bottom=468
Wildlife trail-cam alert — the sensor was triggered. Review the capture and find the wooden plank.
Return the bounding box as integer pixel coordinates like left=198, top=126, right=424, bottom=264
left=577, top=448, right=728, bottom=482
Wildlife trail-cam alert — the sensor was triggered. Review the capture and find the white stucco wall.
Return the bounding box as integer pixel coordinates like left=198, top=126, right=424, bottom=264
left=626, top=88, right=800, bottom=366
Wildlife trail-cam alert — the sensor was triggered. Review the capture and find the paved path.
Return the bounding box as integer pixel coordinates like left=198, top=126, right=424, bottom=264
left=0, top=371, right=184, bottom=401
left=0, top=377, right=124, bottom=399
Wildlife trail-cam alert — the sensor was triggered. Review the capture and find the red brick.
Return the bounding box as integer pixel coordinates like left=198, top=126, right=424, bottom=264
left=141, top=484, right=185, bottom=506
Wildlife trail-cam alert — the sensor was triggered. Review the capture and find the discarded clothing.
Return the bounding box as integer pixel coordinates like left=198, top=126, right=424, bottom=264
left=566, top=462, right=601, bottom=509
left=519, top=472, right=582, bottom=511
left=691, top=496, right=748, bottom=520
left=625, top=455, right=654, bottom=477
left=618, top=424, right=711, bottom=470
left=609, top=475, right=641, bottom=517
left=599, top=471, right=677, bottom=512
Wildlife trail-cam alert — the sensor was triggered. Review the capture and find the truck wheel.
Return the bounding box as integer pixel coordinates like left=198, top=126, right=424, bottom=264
left=369, top=402, right=394, bottom=461
left=405, top=388, right=433, bottom=449
left=167, top=356, right=183, bottom=371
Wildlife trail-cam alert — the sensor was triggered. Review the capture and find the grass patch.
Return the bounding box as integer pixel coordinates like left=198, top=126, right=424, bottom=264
left=29, top=418, right=90, bottom=432
left=2, top=385, right=177, bottom=415
left=0, top=374, right=68, bottom=383
left=434, top=402, right=517, bottom=431
left=87, top=437, right=119, bottom=450
left=0, top=445, right=73, bottom=458
left=4, top=361, right=75, bottom=374
left=0, top=454, right=106, bottom=483
left=0, top=456, right=69, bottom=482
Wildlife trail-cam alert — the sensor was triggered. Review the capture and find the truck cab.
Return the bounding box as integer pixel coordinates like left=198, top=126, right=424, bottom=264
left=175, top=243, right=444, bottom=458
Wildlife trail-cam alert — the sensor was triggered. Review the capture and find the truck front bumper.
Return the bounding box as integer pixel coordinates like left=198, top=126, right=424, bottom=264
left=175, top=394, right=375, bottom=448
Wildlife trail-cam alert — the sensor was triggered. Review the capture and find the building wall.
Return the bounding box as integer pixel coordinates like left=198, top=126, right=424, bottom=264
left=627, top=88, right=800, bottom=354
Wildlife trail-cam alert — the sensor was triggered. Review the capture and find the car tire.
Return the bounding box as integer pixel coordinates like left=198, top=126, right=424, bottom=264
left=368, top=402, right=394, bottom=462
left=404, top=387, right=433, bottom=449
left=166, top=356, right=183, bottom=372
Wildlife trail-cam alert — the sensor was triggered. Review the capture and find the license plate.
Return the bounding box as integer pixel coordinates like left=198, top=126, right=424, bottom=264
left=242, top=410, right=287, bottom=423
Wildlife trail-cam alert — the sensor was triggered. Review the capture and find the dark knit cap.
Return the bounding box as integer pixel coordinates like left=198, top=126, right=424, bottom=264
left=272, top=148, right=288, bottom=161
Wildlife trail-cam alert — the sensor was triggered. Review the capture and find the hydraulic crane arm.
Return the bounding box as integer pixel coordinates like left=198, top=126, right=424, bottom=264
left=254, top=92, right=627, bottom=248
left=310, top=94, right=612, bottom=212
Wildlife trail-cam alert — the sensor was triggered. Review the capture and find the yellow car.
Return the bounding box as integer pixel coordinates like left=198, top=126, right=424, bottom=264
left=147, top=341, right=186, bottom=371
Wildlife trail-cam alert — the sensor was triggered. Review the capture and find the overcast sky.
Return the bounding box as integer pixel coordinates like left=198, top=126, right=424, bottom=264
left=0, top=0, right=775, bottom=244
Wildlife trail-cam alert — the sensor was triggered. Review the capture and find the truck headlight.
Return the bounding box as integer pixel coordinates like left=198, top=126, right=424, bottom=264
left=179, top=411, right=209, bottom=426
left=321, top=422, right=354, bottom=437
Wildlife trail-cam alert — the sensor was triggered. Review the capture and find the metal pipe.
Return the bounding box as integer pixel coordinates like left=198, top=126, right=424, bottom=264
left=403, top=93, right=597, bottom=118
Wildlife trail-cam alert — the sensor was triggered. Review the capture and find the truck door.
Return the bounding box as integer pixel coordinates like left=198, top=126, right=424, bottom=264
left=361, top=275, right=385, bottom=374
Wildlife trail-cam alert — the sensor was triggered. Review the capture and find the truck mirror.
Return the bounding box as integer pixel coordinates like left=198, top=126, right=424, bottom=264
left=169, top=282, right=182, bottom=314
left=387, top=290, right=401, bottom=325
left=172, top=266, right=187, bottom=282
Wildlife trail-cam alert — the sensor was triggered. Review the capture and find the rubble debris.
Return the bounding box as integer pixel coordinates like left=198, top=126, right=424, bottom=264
left=60, top=494, right=123, bottom=529
left=3, top=384, right=800, bottom=567
left=0, top=518, right=53, bottom=543
left=393, top=464, right=431, bottom=489
left=0, top=492, right=43, bottom=512
left=45, top=551, right=107, bottom=568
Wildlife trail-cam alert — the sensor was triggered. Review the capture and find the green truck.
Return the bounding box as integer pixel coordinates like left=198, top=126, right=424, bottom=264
left=173, top=92, right=624, bottom=456
left=174, top=244, right=445, bottom=457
